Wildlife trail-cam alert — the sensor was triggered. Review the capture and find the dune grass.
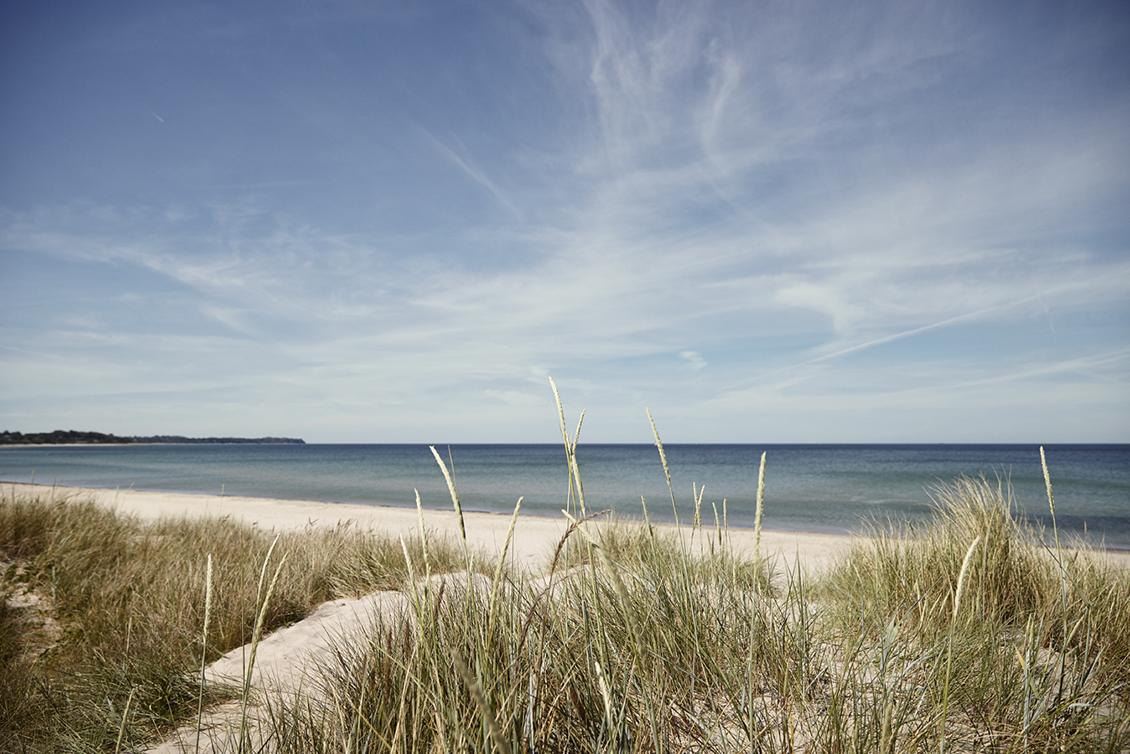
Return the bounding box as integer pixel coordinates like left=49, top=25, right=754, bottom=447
left=0, top=486, right=469, bottom=753
left=246, top=470, right=1129, bottom=754
left=818, top=474, right=1130, bottom=752
left=2, top=434, right=1129, bottom=752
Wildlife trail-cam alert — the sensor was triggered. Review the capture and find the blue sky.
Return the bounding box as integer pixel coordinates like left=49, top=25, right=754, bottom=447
left=2, top=0, right=1128, bottom=443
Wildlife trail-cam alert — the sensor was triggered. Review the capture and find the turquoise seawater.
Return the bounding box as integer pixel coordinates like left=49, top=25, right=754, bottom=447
left=1, top=444, right=1127, bottom=548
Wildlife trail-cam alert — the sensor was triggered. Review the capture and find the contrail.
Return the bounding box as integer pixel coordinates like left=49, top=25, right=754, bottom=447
left=422, top=130, right=521, bottom=220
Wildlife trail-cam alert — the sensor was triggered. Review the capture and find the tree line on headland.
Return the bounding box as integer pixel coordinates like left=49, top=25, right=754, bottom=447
left=0, top=430, right=305, bottom=445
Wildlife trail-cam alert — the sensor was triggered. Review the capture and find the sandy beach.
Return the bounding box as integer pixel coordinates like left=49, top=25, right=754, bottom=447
left=10, top=480, right=1130, bottom=576
left=4, top=481, right=858, bottom=573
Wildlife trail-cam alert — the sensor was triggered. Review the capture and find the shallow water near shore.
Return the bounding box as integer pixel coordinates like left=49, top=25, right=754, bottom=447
left=2, top=443, right=1128, bottom=548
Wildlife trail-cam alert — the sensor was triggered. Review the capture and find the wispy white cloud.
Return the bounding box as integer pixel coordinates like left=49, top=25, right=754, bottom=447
left=680, top=351, right=707, bottom=371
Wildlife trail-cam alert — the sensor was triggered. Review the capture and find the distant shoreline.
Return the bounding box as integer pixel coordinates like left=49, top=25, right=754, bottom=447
left=0, top=431, right=305, bottom=446
left=0, top=443, right=143, bottom=448
left=0, top=442, right=304, bottom=448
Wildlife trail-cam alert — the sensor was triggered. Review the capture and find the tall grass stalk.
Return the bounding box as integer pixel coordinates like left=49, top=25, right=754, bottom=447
left=113, top=687, right=135, bottom=754
left=430, top=445, right=466, bottom=544
left=1042, top=446, right=1077, bottom=713
left=550, top=376, right=586, bottom=518
left=646, top=407, right=678, bottom=526
left=938, top=535, right=981, bottom=753
left=692, top=482, right=705, bottom=537
left=239, top=542, right=288, bottom=751
left=1041, top=446, right=1063, bottom=565
left=451, top=649, right=512, bottom=754
left=195, top=553, right=213, bottom=753
left=487, top=496, right=522, bottom=635
left=754, top=450, right=766, bottom=560
left=415, top=489, right=431, bottom=578
left=399, top=534, right=420, bottom=606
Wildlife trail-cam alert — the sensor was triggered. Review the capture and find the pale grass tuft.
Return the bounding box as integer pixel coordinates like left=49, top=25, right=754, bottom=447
left=953, top=535, right=982, bottom=620
left=414, top=488, right=431, bottom=576
left=429, top=445, right=466, bottom=543
left=550, top=376, right=587, bottom=517
left=646, top=407, right=678, bottom=526
left=754, top=450, right=767, bottom=558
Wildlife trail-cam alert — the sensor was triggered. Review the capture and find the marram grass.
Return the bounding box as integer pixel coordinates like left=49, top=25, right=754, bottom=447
left=259, top=478, right=1130, bottom=754
left=1, top=438, right=1128, bottom=753
left=0, top=485, right=470, bottom=753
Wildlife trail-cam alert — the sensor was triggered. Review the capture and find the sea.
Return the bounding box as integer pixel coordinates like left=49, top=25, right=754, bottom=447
left=1, top=444, right=1128, bottom=549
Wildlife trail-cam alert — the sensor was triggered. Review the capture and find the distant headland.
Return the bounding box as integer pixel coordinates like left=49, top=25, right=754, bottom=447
left=0, top=430, right=305, bottom=445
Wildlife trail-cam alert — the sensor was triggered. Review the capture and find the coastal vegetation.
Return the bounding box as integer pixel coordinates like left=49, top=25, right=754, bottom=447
left=0, top=407, right=1127, bottom=751
left=0, top=491, right=472, bottom=751
left=1, top=429, right=137, bottom=445
left=126, top=436, right=305, bottom=445
left=0, top=430, right=305, bottom=445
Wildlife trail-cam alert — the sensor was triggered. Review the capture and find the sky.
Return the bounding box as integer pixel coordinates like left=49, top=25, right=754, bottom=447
left=1, top=0, right=1128, bottom=444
